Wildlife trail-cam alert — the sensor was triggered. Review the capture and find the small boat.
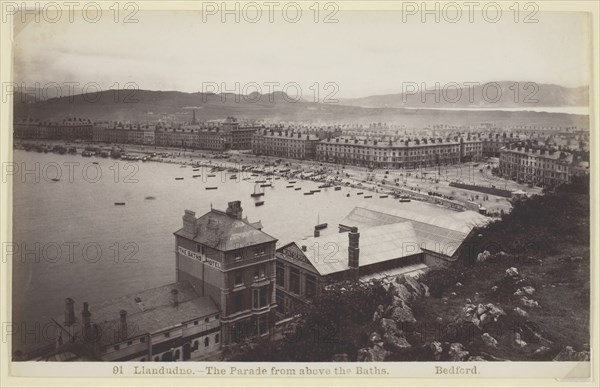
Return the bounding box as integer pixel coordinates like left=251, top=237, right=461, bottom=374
left=318, top=184, right=332, bottom=189
left=255, top=180, right=266, bottom=183
left=260, top=183, right=272, bottom=188
left=114, top=202, right=125, bottom=206
left=175, top=177, right=184, bottom=180
left=255, top=201, right=264, bottom=206
left=288, top=181, right=297, bottom=184
left=206, top=187, right=218, bottom=190
left=304, top=192, right=314, bottom=195
left=193, top=168, right=200, bottom=172
left=275, top=177, right=280, bottom=180
left=180, top=165, right=187, bottom=168
left=230, top=175, right=237, bottom=180
left=295, top=188, right=301, bottom=191
left=193, top=174, right=201, bottom=178
left=357, top=192, right=363, bottom=195
left=334, top=187, right=342, bottom=191
left=286, top=185, right=294, bottom=188
left=92, top=162, right=99, bottom=165
left=380, top=195, right=388, bottom=198
left=250, top=183, right=264, bottom=197
left=364, top=195, right=372, bottom=199
left=207, top=174, right=216, bottom=178
left=399, top=198, right=411, bottom=203
left=50, top=178, right=60, bottom=182
left=346, top=193, right=350, bottom=197
left=145, top=196, right=156, bottom=200
left=311, top=189, right=321, bottom=193
left=315, top=215, right=327, bottom=230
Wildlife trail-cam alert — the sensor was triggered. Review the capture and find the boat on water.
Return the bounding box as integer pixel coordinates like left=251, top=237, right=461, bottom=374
left=255, top=201, right=265, bottom=206
left=250, top=183, right=264, bottom=197
left=315, top=215, right=328, bottom=230
left=193, top=168, right=200, bottom=172
left=114, top=202, right=125, bottom=206
left=92, top=162, right=99, bottom=165
left=207, top=174, right=216, bottom=177
left=311, top=189, right=321, bottom=193
left=255, top=180, right=266, bottom=183
left=175, top=177, right=184, bottom=180
left=145, top=196, right=156, bottom=200
left=81, top=151, right=94, bottom=157
left=380, top=195, right=389, bottom=198
left=318, top=184, right=332, bottom=189
left=260, top=183, right=272, bottom=188
left=230, top=175, right=237, bottom=180
left=357, top=192, right=363, bottom=195
left=206, top=187, right=218, bottom=190
left=304, top=192, right=314, bottom=195
left=295, top=188, right=301, bottom=191
left=288, top=181, right=297, bottom=184
left=50, top=178, right=60, bottom=182
left=334, top=187, right=342, bottom=191
left=364, top=195, right=373, bottom=199
left=399, top=198, right=411, bottom=203
left=346, top=193, right=350, bottom=197
left=286, top=185, right=294, bottom=188
left=193, top=174, right=201, bottom=178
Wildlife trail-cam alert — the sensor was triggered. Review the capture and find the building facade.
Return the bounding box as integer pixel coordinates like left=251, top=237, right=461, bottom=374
left=499, top=145, right=574, bottom=186
left=252, top=130, right=320, bottom=160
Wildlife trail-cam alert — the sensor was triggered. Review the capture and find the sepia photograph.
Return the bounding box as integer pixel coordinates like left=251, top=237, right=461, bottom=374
left=0, top=0, right=597, bottom=385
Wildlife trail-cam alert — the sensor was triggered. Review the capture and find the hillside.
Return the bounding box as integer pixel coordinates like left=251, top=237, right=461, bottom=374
left=342, top=82, right=589, bottom=110
left=13, top=88, right=589, bottom=128
left=228, top=177, right=590, bottom=362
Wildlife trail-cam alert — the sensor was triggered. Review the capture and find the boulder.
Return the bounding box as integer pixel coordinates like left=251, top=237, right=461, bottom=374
left=369, top=332, right=382, bottom=344
left=476, top=304, right=486, bottom=316
left=455, top=282, right=464, bottom=287
left=380, top=318, right=399, bottom=334
left=514, top=307, right=528, bottom=318
left=520, top=297, right=540, bottom=309
left=486, top=303, right=506, bottom=320
left=430, top=341, right=443, bottom=361
left=420, top=282, right=430, bottom=297
left=522, top=286, right=535, bottom=295
left=491, top=285, right=499, bottom=293
left=505, top=267, right=519, bottom=278
left=533, top=346, right=551, bottom=358
left=553, top=346, right=590, bottom=361
left=479, top=313, right=492, bottom=327
left=390, top=305, right=416, bottom=324
left=476, top=250, right=491, bottom=263
left=482, top=333, right=498, bottom=348
left=390, top=283, right=413, bottom=304
left=383, top=333, right=412, bottom=352
left=514, top=333, right=527, bottom=348
left=399, top=274, right=423, bottom=296
left=449, top=343, right=470, bottom=361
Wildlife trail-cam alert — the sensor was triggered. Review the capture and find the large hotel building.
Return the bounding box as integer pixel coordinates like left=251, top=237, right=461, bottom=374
left=499, top=145, right=574, bottom=186
left=315, top=137, right=482, bottom=168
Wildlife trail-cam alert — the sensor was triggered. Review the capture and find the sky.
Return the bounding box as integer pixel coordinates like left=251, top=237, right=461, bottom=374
left=12, top=9, right=592, bottom=98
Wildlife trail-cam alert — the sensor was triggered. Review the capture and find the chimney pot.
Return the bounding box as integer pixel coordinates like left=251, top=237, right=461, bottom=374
left=348, top=227, right=360, bottom=280
left=64, top=298, right=75, bottom=326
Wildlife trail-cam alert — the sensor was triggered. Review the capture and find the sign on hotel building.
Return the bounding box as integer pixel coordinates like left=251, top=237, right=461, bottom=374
left=174, top=201, right=278, bottom=344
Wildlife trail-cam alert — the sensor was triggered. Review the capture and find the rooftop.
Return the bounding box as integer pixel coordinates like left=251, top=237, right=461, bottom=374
left=174, top=208, right=277, bottom=251
left=287, top=222, right=423, bottom=276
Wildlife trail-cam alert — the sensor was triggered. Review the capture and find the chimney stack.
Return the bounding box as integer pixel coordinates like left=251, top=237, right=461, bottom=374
left=119, top=310, right=128, bottom=340
left=348, top=227, right=360, bottom=280
left=171, top=289, right=179, bottom=306
left=314, top=227, right=320, bottom=238
left=225, top=201, right=243, bottom=219
left=183, top=210, right=196, bottom=234
left=64, top=298, right=75, bottom=326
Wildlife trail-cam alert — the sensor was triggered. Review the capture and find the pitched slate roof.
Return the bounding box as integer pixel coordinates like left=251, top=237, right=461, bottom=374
left=289, top=222, right=423, bottom=276
left=339, top=204, right=489, bottom=257
left=174, top=209, right=277, bottom=251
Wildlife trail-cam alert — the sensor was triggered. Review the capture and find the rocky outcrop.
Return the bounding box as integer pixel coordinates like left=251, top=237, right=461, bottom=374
left=482, top=333, right=498, bottom=348
left=449, top=343, right=470, bottom=361
left=464, top=302, right=506, bottom=328
left=553, top=346, right=590, bottom=361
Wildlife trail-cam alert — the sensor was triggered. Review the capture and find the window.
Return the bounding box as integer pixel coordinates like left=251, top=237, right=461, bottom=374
left=234, top=271, right=243, bottom=286
left=205, top=317, right=209, bottom=323
left=140, top=337, right=146, bottom=343
left=194, top=320, right=198, bottom=325
left=276, top=262, right=285, bottom=287
left=305, top=274, right=317, bottom=298
left=127, top=341, right=133, bottom=346
left=254, top=264, right=266, bottom=279
left=164, top=332, right=170, bottom=338
left=234, top=292, right=243, bottom=312
left=289, top=268, right=300, bottom=294
left=215, top=334, right=220, bottom=343
left=204, top=337, right=209, bottom=347
left=253, top=286, right=269, bottom=308
left=114, top=345, right=120, bottom=351
left=276, top=293, right=285, bottom=314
